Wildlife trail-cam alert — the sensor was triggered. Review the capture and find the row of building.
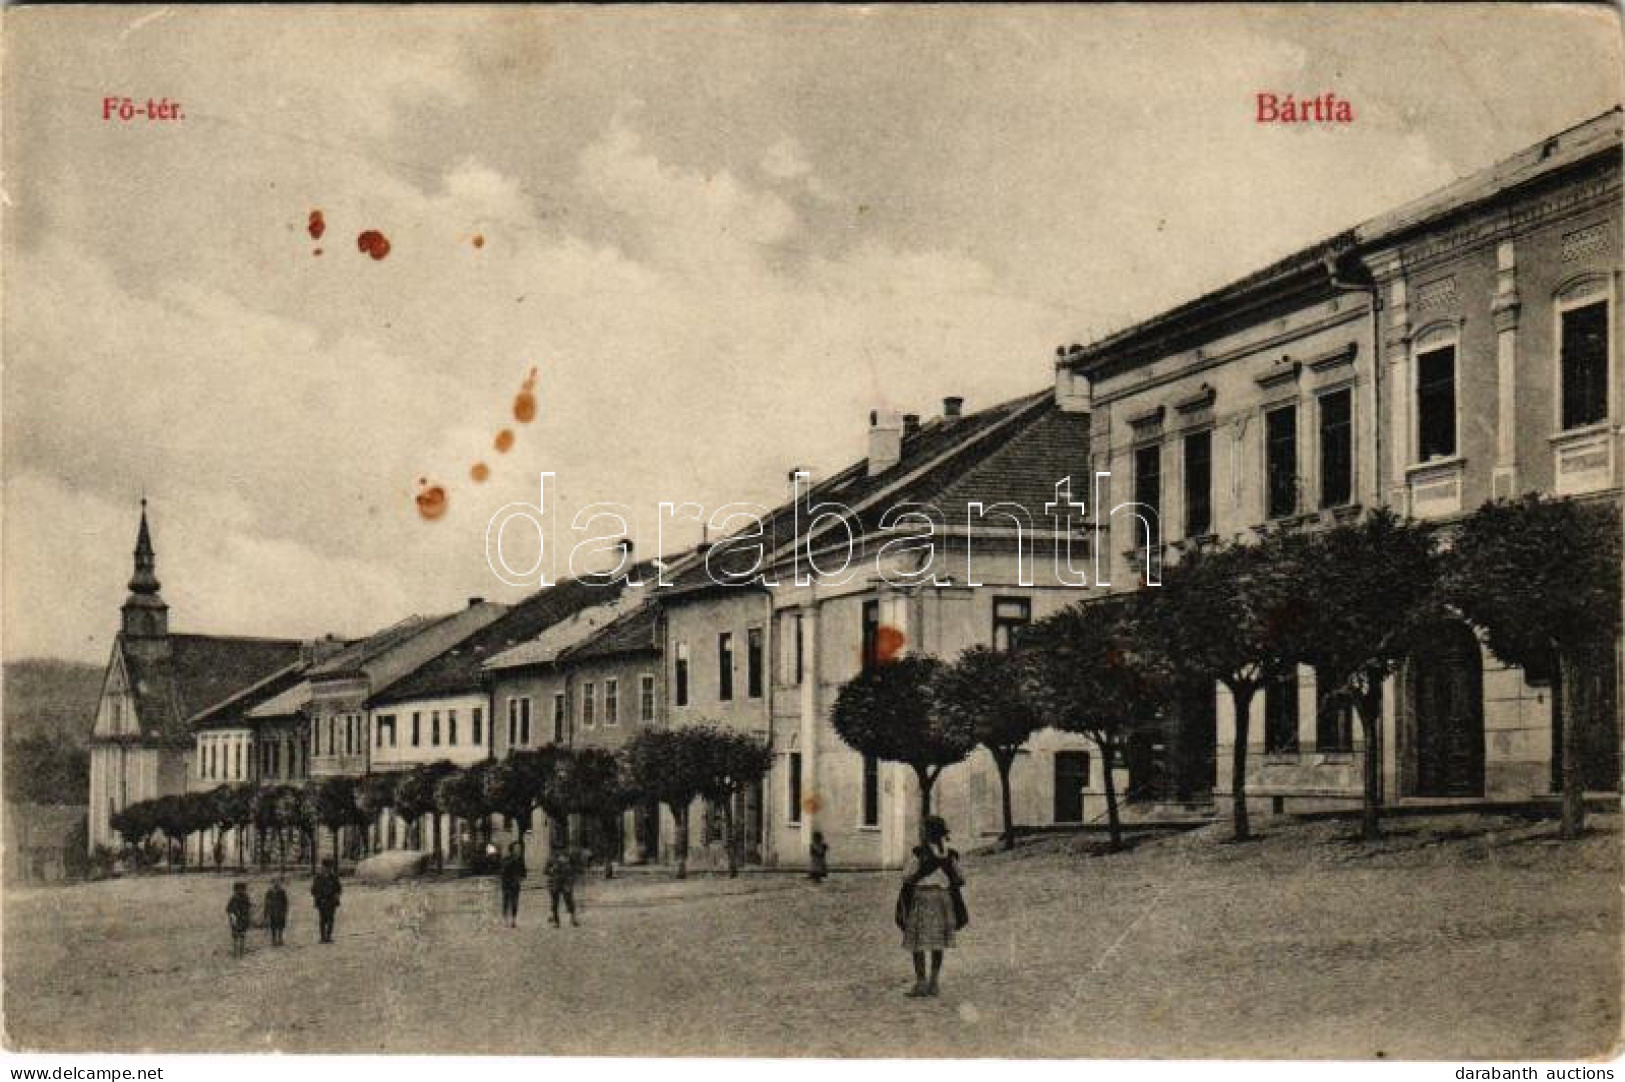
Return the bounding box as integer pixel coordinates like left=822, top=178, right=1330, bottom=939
left=87, top=109, right=1624, bottom=868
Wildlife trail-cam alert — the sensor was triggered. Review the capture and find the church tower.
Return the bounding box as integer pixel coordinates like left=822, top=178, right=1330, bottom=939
left=120, top=499, right=170, bottom=647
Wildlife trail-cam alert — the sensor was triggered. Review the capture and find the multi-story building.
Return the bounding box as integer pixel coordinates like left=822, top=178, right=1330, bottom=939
left=87, top=504, right=302, bottom=851
left=1060, top=107, right=1623, bottom=817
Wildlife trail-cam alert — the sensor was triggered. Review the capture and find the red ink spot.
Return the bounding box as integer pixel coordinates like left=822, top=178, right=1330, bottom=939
left=415, top=482, right=446, bottom=521
left=357, top=230, right=391, bottom=261
left=472, top=234, right=485, bottom=249
left=873, top=625, right=906, bottom=664
left=308, top=210, right=325, bottom=240
left=494, top=429, right=515, bottom=453
left=513, top=367, right=538, bottom=424
left=470, top=463, right=490, bottom=483
left=312, top=248, right=323, bottom=257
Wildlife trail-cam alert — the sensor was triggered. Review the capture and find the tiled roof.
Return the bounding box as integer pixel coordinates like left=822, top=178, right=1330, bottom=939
left=189, top=660, right=310, bottom=731
left=563, top=603, right=659, bottom=663
left=120, top=634, right=303, bottom=745
left=482, top=583, right=650, bottom=673
left=668, top=391, right=1056, bottom=589
left=376, top=571, right=650, bottom=700
left=306, top=614, right=452, bottom=678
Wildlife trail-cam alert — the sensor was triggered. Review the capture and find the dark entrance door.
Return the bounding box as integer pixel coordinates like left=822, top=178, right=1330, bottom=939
left=1412, top=623, right=1484, bottom=797
left=1053, top=750, right=1089, bottom=824
left=1551, top=645, right=1621, bottom=793
left=1173, top=681, right=1217, bottom=801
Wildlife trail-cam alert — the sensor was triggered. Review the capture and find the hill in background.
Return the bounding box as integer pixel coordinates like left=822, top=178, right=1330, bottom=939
left=4, top=658, right=103, bottom=747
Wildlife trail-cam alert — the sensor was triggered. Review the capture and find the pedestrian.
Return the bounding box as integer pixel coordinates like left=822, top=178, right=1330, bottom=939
left=894, top=814, right=968, bottom=998
left=263, top=877, right=289, bottom=946
left=544, top=846, right=579, bottom=927
left=808, top=831, right=830, bottom=882
left=311, top=857, right=343, bottom=943
left=499, top=841, right=526, bottom=927
left=226, top=881, right=252, bottom=957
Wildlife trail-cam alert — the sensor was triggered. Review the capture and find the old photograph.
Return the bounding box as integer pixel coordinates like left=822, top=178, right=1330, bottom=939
left=1, top=2, right=1622, bottom=1064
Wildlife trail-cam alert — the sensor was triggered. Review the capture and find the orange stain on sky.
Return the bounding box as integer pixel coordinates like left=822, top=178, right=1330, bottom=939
left=357, top=230, right=391, bottom=261
left=470, top=463, right=490, bottom=483
left=513, top=367, right=538, bottom=424
left=415, top=480, right=447, bottom=520
left=307, top=210, right=325, bottom=240
left=494, top=429, right=515, bottom=453
left=472, top=234, right=486, bottom=249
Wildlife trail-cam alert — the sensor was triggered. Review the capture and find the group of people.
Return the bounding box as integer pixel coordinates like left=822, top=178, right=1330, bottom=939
left=225, top=820, right=969, bottom=1001
left=225, top=843, right=586, bottom=954
left=225, top=858, right=342, bottom=955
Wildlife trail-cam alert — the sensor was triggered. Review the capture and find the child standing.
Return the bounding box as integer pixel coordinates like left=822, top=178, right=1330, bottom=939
left=226, top=882, right=252, bottom=957
left=808, top=831, right=830, bottom=882
left=544, top=847, right=580, bottom=927
left=263, top=878, right=289, bottom=946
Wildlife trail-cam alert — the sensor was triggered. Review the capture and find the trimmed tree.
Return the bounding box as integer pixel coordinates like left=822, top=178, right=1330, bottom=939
left=484, top=749, right=556, bottom=856
left=357, top=772, right=400, bottom=855
left=1135, top=532, right=1312, bottom=841
left=832, top=654, right=975, bottom=822
left=211, top=784, right=256, bottom=871
left=689, top=727, right=773, bottom=877
left=397, top=760, right=457, bottom=864
left=436, top=763, right=493, bottom=866
left=310, top=775, right=361, bottom=863
left=110, top=799, right=158, bottom=859
left=625, top=729, right=707, bottom=879
left=1023, top=597, right=1167, bottom=851
left=549, top=747, right=629, bottom=876
left=933, top=646, right=1044, bottom=850
left=1442, top=495, right=1623, bottom=838
left=1292, top=510, right=1442, bottom=841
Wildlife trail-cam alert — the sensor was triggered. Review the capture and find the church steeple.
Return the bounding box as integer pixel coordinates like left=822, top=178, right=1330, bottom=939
left=121, top=499, right=169, bottom=641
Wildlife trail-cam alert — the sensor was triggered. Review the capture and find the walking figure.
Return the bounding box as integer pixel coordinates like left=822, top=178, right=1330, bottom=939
left=263, top=878, right=289, bottom=946
left=312, top=857, right=343, bottom=943
left=499, top=842, right=526, bottom=927
left=544, top=847, right=580, bottom=927
left=808, top=831, right=830, bottom=882
left=226, top=882, right=252, bottom=957
left=895, top=815, right=968, bottom=998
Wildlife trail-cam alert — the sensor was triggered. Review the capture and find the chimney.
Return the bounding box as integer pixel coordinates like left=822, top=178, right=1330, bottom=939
left=902, top=413, right=921, bottom=439
left=467, top=596, right=486, bottom=608
left=1055, top=345, right=1091, bottom=413
left=942, top=396, right=964, bottom=420
left=867, top=409, right=904, bottom=476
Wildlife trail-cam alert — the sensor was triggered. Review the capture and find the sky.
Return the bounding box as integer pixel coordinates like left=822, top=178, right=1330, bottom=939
left=3, top=4, right=1621, bottom=662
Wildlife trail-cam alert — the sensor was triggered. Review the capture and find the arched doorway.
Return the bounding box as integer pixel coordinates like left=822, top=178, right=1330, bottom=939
left=1407, top=621, right=1485, bottom=798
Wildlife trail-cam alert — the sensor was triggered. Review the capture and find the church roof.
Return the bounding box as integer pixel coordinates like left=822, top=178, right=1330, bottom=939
left=118, top=634, right=303, bottom=746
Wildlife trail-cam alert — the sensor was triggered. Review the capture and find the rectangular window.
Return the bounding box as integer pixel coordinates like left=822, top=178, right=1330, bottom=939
left=431, top=710, right=441, bottom=747
left=639, top=674, right=656, bottom=722
left=1134, top=441, right=1162, bottom=538
left=1561, top=300, right=1609, bottom=430
left=1054, top=750, right=1091, bottom=824
left=1265, top=669, right=1301, bottom=754
left=861, top=754, right=880, bottom=827
left=1265, top=404, right=1298, bottom=519
left=787, top=752, right=803, bottom=824
left=1318, top=389, right=1354, bottom=509
left=1315, top=670, right=1360, bottom=753
left=519, top=697, right=532, bottom=746
left=583, top=682, right=596, bottom=728
left=234, top=742, right=242, bottom=779
left=1183, top=429, right=1213, bottom=537
left=718, top=632, right=734, bottom=701
left=472, top=707, right=483, bottom=748
left=861, top=600, right=881, bottom=673
left=553, top=693, right=567, bottom=743
left=794, top=613, right=805, bottom=684
left=747, top=627, right=764, bottom=699
left=1416, top=345, right=1456, bottom=461
left=448, top=710, right=458, bottom=747
left=507, top=699, right=518, bottom=747
left=411, top=712, right=422, bottom=747
left=674, top=642, right=690, bottom=707
left=270, top=742, right=280, bottom=777
left=992, top=596, right=1032, bottom=652
left=605, top=679, right=619, bottom=726
left=377, top=715, right=396, bottom=749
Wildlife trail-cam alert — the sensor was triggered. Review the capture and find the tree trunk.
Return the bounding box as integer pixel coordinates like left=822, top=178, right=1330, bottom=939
left=673, top=802, right=689, bottom=879
left=1357, top=685, right=1384, bottom=843
left=1558, top=650, right=1587, bottom=839
left=914, top=766, right=936, bottom=826
left=1230, top=683, right=1256, bottom=842
left=994, top=751, right=1017, bottom=851
left=722, top=797, right=738, bottom=878
left=1097, top=737, right=1123, bottom=851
